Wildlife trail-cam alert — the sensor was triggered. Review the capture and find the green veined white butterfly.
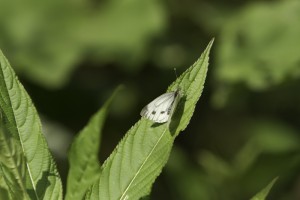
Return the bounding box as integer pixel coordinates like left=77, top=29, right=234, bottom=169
left=140, top=88, right=181, bottom=123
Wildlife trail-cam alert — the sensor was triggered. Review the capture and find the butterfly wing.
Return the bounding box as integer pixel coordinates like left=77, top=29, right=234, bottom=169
left=140, top=91, right=179, bottom=123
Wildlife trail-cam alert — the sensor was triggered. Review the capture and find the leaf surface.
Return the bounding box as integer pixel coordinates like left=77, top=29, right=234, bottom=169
left=0, top=50, right=62, bottom=199
left=87, top=39, right=214, bottom=200
left=0, top=121, right=29, bottom=200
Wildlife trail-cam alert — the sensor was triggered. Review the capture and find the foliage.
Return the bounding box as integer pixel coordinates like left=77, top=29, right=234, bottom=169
left=1, top=0, right=300, bottom=199
left=0, top=0, right=165, bottom=88
left=214, top=0, right=300, bottom=107
left=0, top=50, right=62, bottom=199
left=0, top=40, right=219, bottom=199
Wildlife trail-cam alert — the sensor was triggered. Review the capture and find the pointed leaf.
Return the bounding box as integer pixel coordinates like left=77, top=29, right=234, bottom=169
left=250, top=177, right=278, bottom=200
left=0, top=50, right=62, bottom=199
left=87, top=39, right=214, bottom=200
left=65, top=87, right=122, bottom=200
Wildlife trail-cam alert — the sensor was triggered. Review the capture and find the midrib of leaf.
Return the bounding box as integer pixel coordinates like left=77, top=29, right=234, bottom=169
left=88, top=39, right=213, bottom=200
left=1, top=57, right=39, bottom=199
left=119, top=127, right=168, bottom=200
left=0, top=51, right=62, bottom=199
left=0, top=70, right=31, bottom=198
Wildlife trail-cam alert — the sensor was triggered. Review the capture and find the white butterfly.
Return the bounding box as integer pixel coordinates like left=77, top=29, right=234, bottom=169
left=140, top=88, right=181, bottom=123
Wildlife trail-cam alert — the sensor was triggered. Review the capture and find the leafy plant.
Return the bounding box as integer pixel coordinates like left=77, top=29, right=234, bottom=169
left=0, top=39, right=235, bottom=199
left=84, top=40, right=213, bottom=200
left=0, top=38, right=280, bottom=199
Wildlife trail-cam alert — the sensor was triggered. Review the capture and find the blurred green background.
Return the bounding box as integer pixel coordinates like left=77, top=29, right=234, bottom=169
left=1, top=0, right=300, bottom=199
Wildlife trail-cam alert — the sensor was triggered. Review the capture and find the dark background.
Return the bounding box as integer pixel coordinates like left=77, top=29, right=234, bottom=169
left=1, top=0, right=300, bottom=199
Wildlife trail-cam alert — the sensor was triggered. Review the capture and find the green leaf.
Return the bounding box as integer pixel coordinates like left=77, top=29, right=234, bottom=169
left=65, top=86, right=122, bottom=200
left=0, top=170, right=10, bottom=198
left=0, top=50, right=62, bottom=199
left=0, top=119, right=30, bottom=200
left=0, top=185, right=10, bottom=200
left=87, top=39, right=214, bottom=200
left=250, top=177, right=278, bottom=200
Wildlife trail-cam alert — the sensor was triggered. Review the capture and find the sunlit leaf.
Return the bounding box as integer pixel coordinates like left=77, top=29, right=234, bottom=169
left=0, top=50, right=62, bottom=199
left=86, top=39, right=214, bottom=200
left=0, top=120, right=29, bottom=200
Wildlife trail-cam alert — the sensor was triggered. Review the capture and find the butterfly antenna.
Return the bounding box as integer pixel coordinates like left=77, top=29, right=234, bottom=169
left=173, top=68, right=178, bottom=78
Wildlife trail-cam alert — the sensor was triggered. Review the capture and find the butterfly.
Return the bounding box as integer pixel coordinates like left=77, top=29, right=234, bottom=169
left=140, top=88, right=181, bottom=123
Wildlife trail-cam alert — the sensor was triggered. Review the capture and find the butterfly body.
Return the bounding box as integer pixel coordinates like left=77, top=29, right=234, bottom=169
left=140, top=89, right=181, bottom=123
